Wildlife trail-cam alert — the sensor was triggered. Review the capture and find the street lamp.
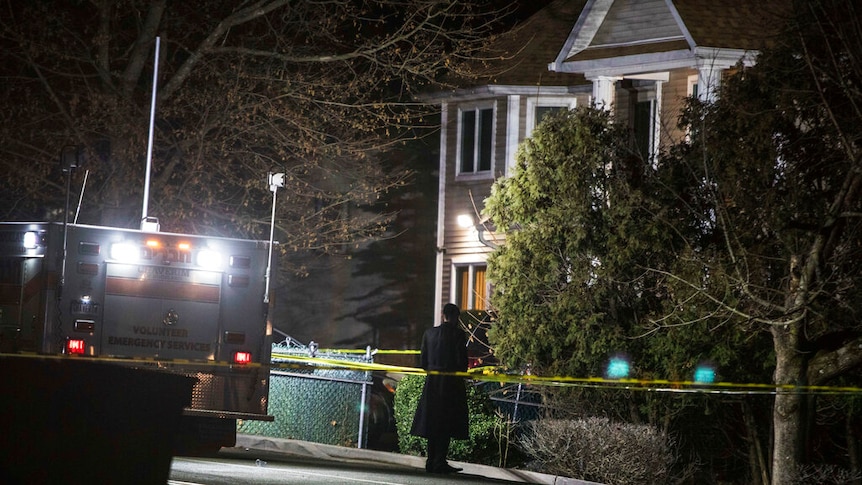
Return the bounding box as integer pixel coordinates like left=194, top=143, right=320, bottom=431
left=264, top=172, right=285, bottom=304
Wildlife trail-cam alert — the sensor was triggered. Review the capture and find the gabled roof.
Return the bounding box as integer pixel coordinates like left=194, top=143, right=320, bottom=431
left=426, top=0, right=590, bottom=101
left=552, top=0, right=788, bottom=77
left=428, top=0, right=788, bottom=101
left=474, top=0, right=588, bottom=87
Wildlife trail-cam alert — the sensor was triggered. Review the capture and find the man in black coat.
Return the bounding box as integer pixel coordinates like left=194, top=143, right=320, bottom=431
left=410, top=302, right=469, bottom=474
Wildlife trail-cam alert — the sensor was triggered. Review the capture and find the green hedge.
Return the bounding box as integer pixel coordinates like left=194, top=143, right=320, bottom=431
left=393, top=374, right=512, bottom=466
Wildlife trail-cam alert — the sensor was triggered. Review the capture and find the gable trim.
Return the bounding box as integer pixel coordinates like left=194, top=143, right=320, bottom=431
left=664, top=0, right=696, bottom=49
left=421, top=84, right=590, bottom=103
left=553, top=0, right=615, bottom=71
left=554, top=47, right=753, bottom=78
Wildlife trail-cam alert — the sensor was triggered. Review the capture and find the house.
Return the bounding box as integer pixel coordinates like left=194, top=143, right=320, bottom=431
left=424, top=0, right=783, bottom=325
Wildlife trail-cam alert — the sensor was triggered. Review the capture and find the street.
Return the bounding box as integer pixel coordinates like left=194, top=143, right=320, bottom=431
left=170, top=451, right=527, bottom=485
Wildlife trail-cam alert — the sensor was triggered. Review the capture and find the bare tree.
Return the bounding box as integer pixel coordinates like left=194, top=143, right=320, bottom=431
left=0, top=0, right=507, bottom=256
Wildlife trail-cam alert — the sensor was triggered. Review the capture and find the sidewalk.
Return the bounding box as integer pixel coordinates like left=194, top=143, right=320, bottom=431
left=233, top=434, right=600, bottom=485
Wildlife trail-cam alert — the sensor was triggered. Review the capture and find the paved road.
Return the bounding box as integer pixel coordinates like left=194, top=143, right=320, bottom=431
left=169, top=452, right=529, bottom=485
left=168, top=435, right=595, bottom=485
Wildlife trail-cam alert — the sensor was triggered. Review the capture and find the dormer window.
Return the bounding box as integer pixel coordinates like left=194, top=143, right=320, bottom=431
left=458, top=104, right=494, bottom=175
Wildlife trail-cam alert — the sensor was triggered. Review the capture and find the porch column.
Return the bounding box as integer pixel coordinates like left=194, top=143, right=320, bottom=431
left=589, top=75, right=621, bottom=111
left=697, top=64, right=722, bottom=103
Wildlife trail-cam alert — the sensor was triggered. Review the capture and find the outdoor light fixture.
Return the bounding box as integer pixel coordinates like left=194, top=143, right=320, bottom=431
left=455, top=213, right=498, bottom=249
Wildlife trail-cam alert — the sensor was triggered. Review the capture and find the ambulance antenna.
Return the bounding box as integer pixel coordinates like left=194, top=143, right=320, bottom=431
left=59, top=145, right=83, bottom=299
left=73, top=169, right=90, bottom=224
left=141, top=36, right=160, bottom=230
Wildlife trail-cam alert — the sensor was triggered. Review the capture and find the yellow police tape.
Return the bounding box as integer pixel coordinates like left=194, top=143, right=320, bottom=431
left=4, top=350, right=861, bottom=395
left=270, top=351, right=862, bottom=396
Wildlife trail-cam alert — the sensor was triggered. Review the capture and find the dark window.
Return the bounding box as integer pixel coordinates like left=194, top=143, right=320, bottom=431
left=460, top=108, right=493, bottom=174
left=633, top=100, right=654, bottom=162
left=534, top=106, right=568, bottom=127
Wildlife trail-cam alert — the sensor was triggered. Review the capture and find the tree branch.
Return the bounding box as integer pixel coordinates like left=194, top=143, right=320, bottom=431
left=807, top=335, right=862, bottom=385
left=160, top=0, right=291, bottom=102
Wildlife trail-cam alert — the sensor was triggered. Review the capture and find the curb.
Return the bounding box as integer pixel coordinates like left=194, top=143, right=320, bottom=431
left=233, top=434, right=599, bottom=485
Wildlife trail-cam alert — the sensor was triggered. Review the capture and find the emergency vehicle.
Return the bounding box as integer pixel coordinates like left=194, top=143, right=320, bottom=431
left=0, top=221, right=275, bottom=450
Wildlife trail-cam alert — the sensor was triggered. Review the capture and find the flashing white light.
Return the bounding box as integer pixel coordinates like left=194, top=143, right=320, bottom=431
left=110, top=242, right=139, bottom=263
left=197, top=249, right=223, bottom=269
left=23, top=231, right=39, bottom=249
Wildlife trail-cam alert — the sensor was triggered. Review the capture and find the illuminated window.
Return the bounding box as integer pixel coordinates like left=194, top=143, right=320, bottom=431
left=455, top=264, right=487, bottom=311
left=458, top=106, right=494, bottom=175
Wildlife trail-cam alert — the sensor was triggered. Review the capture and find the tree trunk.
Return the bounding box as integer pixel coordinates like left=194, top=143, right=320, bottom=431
left=771, top=325, right=807, bottom=485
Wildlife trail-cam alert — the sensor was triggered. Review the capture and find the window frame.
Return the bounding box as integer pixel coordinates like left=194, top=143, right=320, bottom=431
left=452, top=262, right=489, bottom=311
left=456, top=102, right=496, bottom=179
left=526, top=96, right=577, bottom=136
left=687, top=74, right=699, bottom=99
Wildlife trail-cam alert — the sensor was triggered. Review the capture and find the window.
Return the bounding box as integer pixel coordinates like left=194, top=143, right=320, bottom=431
left=687, top=74, right=699, bottom=99
left=633, top=99, right=655, bottom=163
left=526, top=97, right=576, bottom=136
left=534, top=106, right=567, bottom=126
left=459, top=106, right=494, bottom=174
left=454, top=263, right=487, bottom=311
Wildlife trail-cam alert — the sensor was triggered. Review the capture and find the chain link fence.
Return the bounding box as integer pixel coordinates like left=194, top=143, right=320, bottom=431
left=238, top=337, right=373, bottom=448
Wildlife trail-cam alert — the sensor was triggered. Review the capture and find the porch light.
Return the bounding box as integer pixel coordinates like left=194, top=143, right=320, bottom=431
left=455, top=214, right=498, bottom=249
left=457, top=214, right=474, bottom=229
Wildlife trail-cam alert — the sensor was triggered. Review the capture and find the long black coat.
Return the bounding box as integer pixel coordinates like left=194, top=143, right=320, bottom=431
left=410, top=322, right=469, bottom=440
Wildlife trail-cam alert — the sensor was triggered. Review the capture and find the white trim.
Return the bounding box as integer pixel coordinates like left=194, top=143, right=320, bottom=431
left=652, top=80, right=663, bottom=166
left=558, top=47, right=754, bottom=78
left=506, top=95, right=521, bottom=177
left=449, top=260, right=489, bottom=311
left=553, top=0, right=615, bottom=70
left=588, top=35, right=686, bottom=51
left=450, top=253, right=488, bottom=264
left=434, top=102, right=448, bottom=326
left=695, top=62, right=726, bottom=103
left=695, top=47, right=757, bottom=68
left=574, top=49, right=697, bottom=76
left=626, top=72, right=670, bottom=82
left=664, top=0, right=696, bottom=49
left=588, top=75, right=620, bottom=110
left=525, top=96, right=578, bottom=135
left=421, top=85, right=589, bottom=103
left=687, top=74, right=698, bottom=97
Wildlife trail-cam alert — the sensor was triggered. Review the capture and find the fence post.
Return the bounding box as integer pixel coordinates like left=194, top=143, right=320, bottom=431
left=357, top=345, right=372, bottom=448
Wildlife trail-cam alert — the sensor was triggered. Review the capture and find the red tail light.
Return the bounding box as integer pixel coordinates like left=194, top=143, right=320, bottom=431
left=66, top=339, right=86, bottom=355
left=233, top=351, right=252, bottom=364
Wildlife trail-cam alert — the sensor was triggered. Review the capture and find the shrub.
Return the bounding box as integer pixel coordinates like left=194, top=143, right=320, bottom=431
left=393, top=374, right=511, bottom=466
left=792, top=463, right=861, bottom=484
left=518, top=416, right=679, bottom=484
